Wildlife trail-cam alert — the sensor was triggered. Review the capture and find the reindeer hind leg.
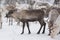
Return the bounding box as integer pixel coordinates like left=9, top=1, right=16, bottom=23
left=42, top=21, right=46, bottom=34
left=37, top=20, right=44, bottom=34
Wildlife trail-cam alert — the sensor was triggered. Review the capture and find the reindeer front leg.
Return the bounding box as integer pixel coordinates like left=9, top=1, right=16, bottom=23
left=21, top=22, right=25, bottom=34
left=9, top=18, right=13, bottom=25
left=48, top=21, right=53, bottom=35
left=26, top=22, right=31, bottom=34
left=42, top=21, right=46, bottom=34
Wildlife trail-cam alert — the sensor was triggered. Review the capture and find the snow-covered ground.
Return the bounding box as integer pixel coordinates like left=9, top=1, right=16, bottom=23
left=0, top=21, right=60, bottom=40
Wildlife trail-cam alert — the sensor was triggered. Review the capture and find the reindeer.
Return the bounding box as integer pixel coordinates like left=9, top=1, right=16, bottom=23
left=50, top=15, right=60, bottom=38
left=47, top=7, right=60, bottom=35
left=6, top=9, right=46, bottom=34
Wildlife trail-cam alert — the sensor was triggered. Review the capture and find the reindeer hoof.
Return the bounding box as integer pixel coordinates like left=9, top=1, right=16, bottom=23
left=28, top=32, right=31, bottom=34
left=37, top=32, right=40, bottom=34
left=21, top=32, right=24, bottom=34
left=48, top=34, right=50, bottom=36
left=42, top=32, right=44, bottom=34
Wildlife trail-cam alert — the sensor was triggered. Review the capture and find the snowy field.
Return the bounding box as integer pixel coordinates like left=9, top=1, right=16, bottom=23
left=0, top=7, right=60, bottom=40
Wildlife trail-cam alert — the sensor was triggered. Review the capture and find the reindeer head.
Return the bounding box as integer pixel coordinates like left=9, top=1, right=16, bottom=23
left=5, top=4, right=17, bottom=18
left=5, top=9, right=17, bottom=18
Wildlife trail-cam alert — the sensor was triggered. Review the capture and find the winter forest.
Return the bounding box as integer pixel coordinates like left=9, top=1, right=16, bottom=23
left=0, top=0, right=60, bottom=40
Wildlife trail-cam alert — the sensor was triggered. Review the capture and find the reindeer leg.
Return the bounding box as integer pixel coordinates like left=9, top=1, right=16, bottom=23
left=21, top=22, right=25, bottom=34
left=37, top=24, right=43, bottom=34
left=9, top=18, right=11, bottom=25
left=48, top=28, right=51, bottom=35
left=9, top=18, right=13, bottom=25
left=42, top=21, right=46, bottom=34
left=26, top=22, right=31, bottom=34
left=37, top=20, right=43, bottom=34
left=10, top=18, right=13, bottom=25
left=48, top=21, right=53, bottom=35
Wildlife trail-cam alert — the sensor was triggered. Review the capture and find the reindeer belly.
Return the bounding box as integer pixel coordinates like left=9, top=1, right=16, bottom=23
left=19, top=18, right=39, bottom=22
left=19, top=15, right=40, bottom=19
left=18, top=15, right=41, bottom=22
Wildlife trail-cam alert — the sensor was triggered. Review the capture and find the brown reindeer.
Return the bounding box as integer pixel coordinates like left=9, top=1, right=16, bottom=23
left=6, top=9, right=46, bottom=34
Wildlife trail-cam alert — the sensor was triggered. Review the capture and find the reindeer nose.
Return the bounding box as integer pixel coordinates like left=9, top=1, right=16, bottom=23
left=5, top=15, right=7, bottom=17
left=5, top=14, right=8, bottom=17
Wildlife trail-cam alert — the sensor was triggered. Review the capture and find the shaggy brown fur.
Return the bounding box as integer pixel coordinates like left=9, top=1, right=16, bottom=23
left=6, top=9, right=46, bottom=34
